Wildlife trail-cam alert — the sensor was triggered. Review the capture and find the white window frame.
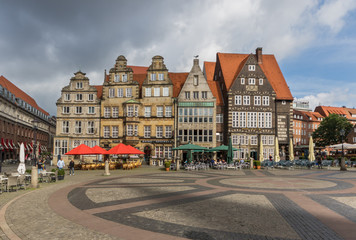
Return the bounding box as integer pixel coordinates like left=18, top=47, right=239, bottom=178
left=243, top=96, right=250, bottom=105
left=75, top=121, right=82, bottom=134
left=104, top=107, right=111, bottom=118
left=122, top=74, right=128, bottom=82
left=109, top=88, right=115, bottom=98
left=158, top=73, right=164, bottom=81
left=241, top=78, right=245, bottom=85
left=151, top=73, right=156, bottom=81
left=112, top=126, right=119, bottom=138
left=235, top=95, right=242, bottom=105
left=259, top=78, right=263, bottom=85
left=88, top=94, right=94, bottom=101
left=157, top=106, right=163, bottom=117
left=114, top=74, right=120, bottom=82
left=165, top=106, right=172, bottom=117
left=126, top=88, right=132, bottom=97
left=202, top=91, right=207, bottom=99
left=145, top=88, right=152, bottom=97
left=248, top=78, right=255, bottom=85
left=156, top=126, right=163, bottom=138
left=144, top=126, right=151, bottom=138
left=62, top=106, right=70, bottom=114
left=87, top=121, right=94, bottom=134
left=75, top=106, right=82, bottom=114
left=262, top=96, right=270, bottom=106
left=145, top=106, right=151, bottom=117
left=62, top=121, right=69, bottom=133
left=76, top=82, right=83, bottom=89
left=165, top=126, right=172, bottom=138
left=154, top=88, right=160, bottom=97
left=117, top=88, right=123, bottom=98
left=112, top=107, right=119, bottom=118
left=104, top=126, right=110, bottom=138
left=163, top=87, right=169, bottom=97
left=248, top=65, right=255, bottom=71
left=76, top=94, right=83, bottom=101
left=65, top=94, right=70, bottom=101
left=88, top=106, right=95, bottom=114
left=254, top=96, right=261, bottom=105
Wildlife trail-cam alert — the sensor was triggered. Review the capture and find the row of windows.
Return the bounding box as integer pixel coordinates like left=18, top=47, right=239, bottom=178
left=102, top=125, right=173, bottom=138
left=231, top=135, right=274, bottom=145
left=234, top=95, right=269, bottom=106
left=114, top=74, right=128, bottom=83
left=145, top=87, right=170, bottom=97
left=62, top=121, right=96, bottom=134
left=240, top=77, right=264, bottom=85
left=233, top=148, right=274, bottom=160
left=178, top=129, right=213, bottom=143
left=150, top=73, right=165, bottom=81
left=64, top=93, right=94, bottom=102
left=184, top=91, right=208, bottom=100
left=154, top=146, right=172, bottom=158
left=102, top=106, right=173, bottom=118
left=63, top=106, right=97, bottom=115
left=109, top=88, right=132, bottom=98
left=232, top=112, right=272, bottom=128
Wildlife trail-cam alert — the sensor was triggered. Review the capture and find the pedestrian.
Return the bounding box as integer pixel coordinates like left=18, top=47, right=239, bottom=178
left=317, top=157, right=322, bottom=169
left=57, top=156, right=65, bottom=170
left=69, top=159, right=75, bottom=175
left=269, top=155, right=273, bottom=161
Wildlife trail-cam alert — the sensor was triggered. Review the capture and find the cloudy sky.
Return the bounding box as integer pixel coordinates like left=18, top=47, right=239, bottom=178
left=1, top=0, right=356, bottom=116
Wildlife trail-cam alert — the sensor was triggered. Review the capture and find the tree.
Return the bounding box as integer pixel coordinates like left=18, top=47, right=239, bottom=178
left=312, top=114, right=353, bottom=147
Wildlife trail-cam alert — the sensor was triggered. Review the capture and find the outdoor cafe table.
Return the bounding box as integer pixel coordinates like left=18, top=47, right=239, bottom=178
left=39, top=171, right=56, bottom=182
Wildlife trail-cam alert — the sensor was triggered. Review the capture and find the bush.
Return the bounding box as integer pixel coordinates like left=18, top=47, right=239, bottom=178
left=25, top=169, right=31, bottom=174
left=326, top=156, right=334, bottom=160
left=253, top=160, right=261, bottom=166
left=51, top=168, right=57, bottom=172
left=350, top=157, right=356, bottom=161
left=164, top=160, right=171, bottom=168
left=57, top=169, right=65, bottom=176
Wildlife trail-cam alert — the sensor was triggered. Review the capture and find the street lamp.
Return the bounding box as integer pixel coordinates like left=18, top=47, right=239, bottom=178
left=32, top=119, right=39, bottom=166
left=340, top=129, right=347, bottom=171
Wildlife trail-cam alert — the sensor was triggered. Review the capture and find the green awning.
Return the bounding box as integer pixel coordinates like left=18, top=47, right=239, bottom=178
left=178, top=102, right=214, bottom=107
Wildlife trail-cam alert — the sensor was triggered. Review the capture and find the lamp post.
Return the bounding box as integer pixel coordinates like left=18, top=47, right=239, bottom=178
left=176, top=136, right=181, bottom=171
left=31, top=119, right=39, bottom=188
left=340, top=129, right=347, bottom=171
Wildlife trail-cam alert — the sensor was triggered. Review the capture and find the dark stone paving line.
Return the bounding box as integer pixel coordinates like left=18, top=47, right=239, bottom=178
left=244, top=170, right=255, bottom=176
left=260, top=170, right=275, bottom=176
left=308, top=194, right=356, bottom=224
left=94, top=190, right=298, bottom=240
left=265, top=193, right=343, bottom=240
left=68, top=184, right=211, bottom=210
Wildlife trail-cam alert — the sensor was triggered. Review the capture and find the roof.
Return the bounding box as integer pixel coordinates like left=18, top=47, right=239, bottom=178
left=217, top=52, right=293, bottom=100
left=93, top=85, right=103, bottom=99
left=127, top=65, right=148, bottom=74
left=315, top=106, right=356, bottom=121
left=204, top=62, right=223, bottom=106
left=0, top=75, right=49, bottom=115
left=293, top=109, right=324, bottom=122
left=169, top=72, right=189, bottom=98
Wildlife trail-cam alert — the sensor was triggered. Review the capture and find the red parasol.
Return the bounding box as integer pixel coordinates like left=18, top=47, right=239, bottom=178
left=91, top=145, right=109, bottom=154
left=65, top=144, right=95, bottom=155
left=107, top=143, right=144, bottom=155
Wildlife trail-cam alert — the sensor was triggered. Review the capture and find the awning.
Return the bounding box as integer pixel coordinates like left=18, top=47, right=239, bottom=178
left=0, top=143, right=3, bottom=150
left=18, top=142, right=21, bottom=148
left=28, top=143, right=33, bottom=150
left=7, top=140, right=13, bottom=150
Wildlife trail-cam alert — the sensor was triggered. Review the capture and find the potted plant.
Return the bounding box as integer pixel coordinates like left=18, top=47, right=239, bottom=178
left=164, top=160, right=171, bottom=171
left=254, top=160, right=261, bottom=169
left=57, top=168, right=65, bottom=180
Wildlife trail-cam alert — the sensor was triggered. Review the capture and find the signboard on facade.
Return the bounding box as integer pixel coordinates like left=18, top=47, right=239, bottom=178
left=277, top=115, right=288, bottom=142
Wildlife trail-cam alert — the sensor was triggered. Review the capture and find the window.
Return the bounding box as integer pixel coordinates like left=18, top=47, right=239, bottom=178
left=87, top=121, right=94, bottom=134
left=248, top=78, right=255, bottom=85
left=216, top=114, right=223, bottom=123
left=250, top=135, right=257, bottom=145
left=88, top=106, right=95, bottom=114
left=155, top=146, right=163, bottom=158
left=262, top=96, right=270, bottom=106
left=62, top=121, right=69, bottom=133
left=243, top=96, right=250, bottom=105
left=254, top=96, right=261, bottom=105
left=117, top=88, right=123, bottom=97
left=185, top=91, right=190, bottom=99
left=76, top=106, right=82, bottom=114
left=165, top=106, right=172, bottom=117
left=122, top=74, right=127, bottom=82
left=164, top=146, right=172, bottom=159
left=104, top=107, right=110, bottom=118
left=259, top=78, right=263, bottom=85
left=157, top=106, right=163, bottom=117
left=165, top=126, right=172, bottom=138
left=248, top=65, right=255, bottom=71
left=241, top=78, right=245, bottom=85
left=156, top=126, right=163, bottom=138
left=154, top=88, right=160, bottom=97
left=151, top=73, right=156, bottom=81
left=268, top=136, right=274, bottom=145
left=163, top=87, right=169, bottom=96
left=282, top=101, right=286, bottom=105
left=76, top=82, right=83, bottom=89
left=75, top=121, right=82, bottom=134
left=114, top=74, right=120, bottom=82
left=88, top=94, right=94, bottom=101
left=158, top=73, right=164, bottom=81
left=193, top=75, right=198, bottom=86
left=54, top=140, right=68, bottom=156
left=65, top=94, right=70, bottom=101
left=193, top=91, right=199, bottom=99
left=232, top=112, right=238, bottom=128
left=112, top=126, right=118, bottom=138
left=104, top=126, right=110, bottom=138
left=144, top=126, right=151, bottom=138
left=112, top=107, right=118, bottom=118
left=235, top=95, right=242, bottom=105
left=76, top=94, right=83, bottom=101
left=145, top=88, right=151, bottom=97
left=109, top=88, right=115, bottom=98
left=202, top=91, right=207, bottom=99
left=126, top=88, right=132, bottom=97
left=216, top=133, right=223, bottom=142
left=145, top=106, right=151, bottom=117
left=247, top=112, right=257, bottom=128
left=353, top=137, right=356, bottom=143
left=127, top=105, right=134, bottom=117
left=126, top=125, right=133, bottom=136
left=63, top=106, right=70, bottom=114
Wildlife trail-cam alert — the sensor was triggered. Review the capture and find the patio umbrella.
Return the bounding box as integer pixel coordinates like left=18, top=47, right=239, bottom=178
left=173, top=142, right=208, bottom=151
left=308, top=136, right=315, bottom=162
left=17, top=143, right=26, bottom=174
left=328, top=143, right=356, bottom=150
left=107, top=143, right=144, bottom=155
left=227, top=137, right=234, bottom=164
left=124, top=144, right=144, bottom=155
left=186, top=150, right=193, bottom=163
left=274, top=136, right=280, bottom=162
left=289, top=138, right=294, bottom=161
left=91, top=145, right=108, bottom=154
left=209, top=145, right=238, bottom=151
left=65, top=144, right=95, bottom=155
left=259, top=138, right=264, bottom=162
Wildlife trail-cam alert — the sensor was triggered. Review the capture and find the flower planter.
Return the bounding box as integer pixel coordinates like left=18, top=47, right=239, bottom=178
left=57, top=175, right=65, bottom=180
left=165, top=168, right=170, bottom=171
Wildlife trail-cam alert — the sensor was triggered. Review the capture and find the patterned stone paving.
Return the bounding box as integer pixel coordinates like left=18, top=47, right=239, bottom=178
left=2, top=167, right=356, bottom=239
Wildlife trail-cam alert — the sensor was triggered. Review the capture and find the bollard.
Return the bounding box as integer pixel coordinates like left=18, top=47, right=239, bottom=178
left=104, top=160, right=110, bottom=176
left=31, top=166, right=39, bottom=188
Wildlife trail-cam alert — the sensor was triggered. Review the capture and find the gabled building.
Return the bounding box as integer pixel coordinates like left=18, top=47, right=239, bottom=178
left=54, top=71, right=101, bottom=163
left=293, top=109, right=323, bottom=146
left=213, top=48, right=293, bottom=160
left=176, top=58, right=216, bottom=159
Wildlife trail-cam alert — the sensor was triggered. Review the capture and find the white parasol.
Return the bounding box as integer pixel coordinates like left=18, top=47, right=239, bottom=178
left=17, top=143, right=26, bottom=174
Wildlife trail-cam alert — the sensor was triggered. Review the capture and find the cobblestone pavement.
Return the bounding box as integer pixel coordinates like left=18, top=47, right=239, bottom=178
left=1, top=166, right=356, bottom=240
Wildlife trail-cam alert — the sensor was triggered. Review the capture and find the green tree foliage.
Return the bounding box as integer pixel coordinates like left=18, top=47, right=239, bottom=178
left=312, top=114, right=353, bottom=147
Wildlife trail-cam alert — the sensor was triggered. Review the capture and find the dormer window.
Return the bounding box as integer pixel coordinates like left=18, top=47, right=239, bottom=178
left=114, top=75, right=120, bottom=82
left=248, top=65, right=255, bottom=71
left=122, top=74, right=128, bottom=82
left=76, top=82, right=83, bottom=89
left=151, top=73, right=156, bottom=81
left=241, top=78, right=245, bottom=85
left=193, top=75, right=198, bottom=86
left=158, top=73, right=164, bottom=81
left=248, top=78, right=255, bottom=85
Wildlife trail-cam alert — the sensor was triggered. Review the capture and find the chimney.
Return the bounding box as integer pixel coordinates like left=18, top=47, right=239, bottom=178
left=256, top=47, right=262, bottom=64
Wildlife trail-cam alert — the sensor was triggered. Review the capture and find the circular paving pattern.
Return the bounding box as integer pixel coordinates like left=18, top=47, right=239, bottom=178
left=48, top=169, right=356, bottom=240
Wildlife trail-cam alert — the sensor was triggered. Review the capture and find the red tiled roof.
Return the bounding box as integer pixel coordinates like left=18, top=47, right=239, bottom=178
left=93, top=85, right=103, bottom=99
left=169, top=72, right=189, bottom=98
left=128, top=65, right=148, bottom=74
left=315, top=106, right=356, bottom=121
left=204, top=61, right=223, bottom=106
left=0, top=75, right=49, bottom=115
left=217, top=53, right=293, bottom=101
left=133, top=74, right=146, bottom=88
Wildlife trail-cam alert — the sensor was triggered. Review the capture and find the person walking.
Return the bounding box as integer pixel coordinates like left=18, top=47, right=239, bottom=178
left=69, top=159, right=75, bottom=175
left=57, top=157, right=65, bottom=170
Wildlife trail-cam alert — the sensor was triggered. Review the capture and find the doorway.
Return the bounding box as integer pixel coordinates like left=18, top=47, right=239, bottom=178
left=144, top=145, right=151, bottom=164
